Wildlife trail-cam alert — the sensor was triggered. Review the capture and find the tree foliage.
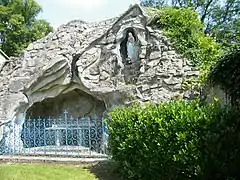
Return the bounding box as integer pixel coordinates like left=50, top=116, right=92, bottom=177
left=0, top=0, right=53, bottom=57
left=140, top=0, right=166, bottom=8
left=147, top=7, right=221, bottom=68
left=141, top=0, right=240, bottom=50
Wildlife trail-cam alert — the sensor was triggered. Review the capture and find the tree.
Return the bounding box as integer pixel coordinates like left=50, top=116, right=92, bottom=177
left=207, top=0, right=240, bottom=49
left=140, top=0, right=166, bottom=8
left=140, top=0, right=240, bottom=50
left=146, top=7, right=221, bottom=68
left=0, top=0, right=53, bottom=57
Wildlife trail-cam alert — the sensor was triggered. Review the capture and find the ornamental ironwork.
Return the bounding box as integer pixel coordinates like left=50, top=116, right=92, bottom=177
left=2, top=110, right=108, bottom=157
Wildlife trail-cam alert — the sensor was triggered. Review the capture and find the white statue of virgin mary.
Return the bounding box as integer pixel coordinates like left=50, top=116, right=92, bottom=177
left=126, top=32, right=136, bottom=63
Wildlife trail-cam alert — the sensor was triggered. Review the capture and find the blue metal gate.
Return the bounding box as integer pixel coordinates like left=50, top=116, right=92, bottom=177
left=2, top=110, right=108, bottom=157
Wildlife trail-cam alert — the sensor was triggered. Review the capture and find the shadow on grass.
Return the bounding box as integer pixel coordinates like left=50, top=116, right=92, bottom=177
left=86, top=160, right=125, bottom=180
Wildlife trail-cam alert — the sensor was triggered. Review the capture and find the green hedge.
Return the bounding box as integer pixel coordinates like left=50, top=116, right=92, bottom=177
left=107, top=100, right=240, bottom=180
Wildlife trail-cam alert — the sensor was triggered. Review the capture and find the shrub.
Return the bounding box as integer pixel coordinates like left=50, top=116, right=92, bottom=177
left=107, top=100, right=240, bottom=180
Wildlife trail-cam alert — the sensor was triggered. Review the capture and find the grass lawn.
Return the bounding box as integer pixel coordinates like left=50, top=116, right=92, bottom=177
left=0, top=163, right=96, bottom=180
left=0, top=161, right=123, bottom=180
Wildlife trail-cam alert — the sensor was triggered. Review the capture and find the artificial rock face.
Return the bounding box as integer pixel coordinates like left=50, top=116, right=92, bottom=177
left=0, top=5, right=199, bottom=152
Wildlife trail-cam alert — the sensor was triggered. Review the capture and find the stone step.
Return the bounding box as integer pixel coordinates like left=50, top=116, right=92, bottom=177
left=13, top=152, right=108, bottom=158
left=23, top=145, right=91, bottom=153
left=2, top=145, right=108, bottom=158
left=0, top=155, right=108, bottom=164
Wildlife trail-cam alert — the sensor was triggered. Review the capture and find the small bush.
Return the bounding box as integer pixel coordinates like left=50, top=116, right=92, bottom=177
left=107, top=100, right=240, bottom=180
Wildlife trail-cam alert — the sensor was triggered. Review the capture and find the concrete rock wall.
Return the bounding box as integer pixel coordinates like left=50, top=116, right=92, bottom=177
left=0, top=5, right=199, bottom=153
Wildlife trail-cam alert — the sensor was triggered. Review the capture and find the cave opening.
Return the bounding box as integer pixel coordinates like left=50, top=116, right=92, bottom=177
left=21, top=89, right=106, bottom=152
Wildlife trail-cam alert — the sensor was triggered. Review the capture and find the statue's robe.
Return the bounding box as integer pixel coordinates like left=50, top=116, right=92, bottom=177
left=127, top=41, right=135, bottom=60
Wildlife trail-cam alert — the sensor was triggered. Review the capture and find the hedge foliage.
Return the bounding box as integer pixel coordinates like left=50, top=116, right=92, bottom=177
left=208, top=47, right=240, bottom=104
left=107, top=100, right=240, bottom=180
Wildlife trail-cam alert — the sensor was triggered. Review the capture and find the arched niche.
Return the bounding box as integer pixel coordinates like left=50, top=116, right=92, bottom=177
left=26, top=89, right=106, bottom=119
left=21, top=89, right=106, bottom=148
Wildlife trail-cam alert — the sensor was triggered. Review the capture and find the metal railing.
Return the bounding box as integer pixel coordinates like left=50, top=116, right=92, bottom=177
left=2, top=110, right=108, bottom=157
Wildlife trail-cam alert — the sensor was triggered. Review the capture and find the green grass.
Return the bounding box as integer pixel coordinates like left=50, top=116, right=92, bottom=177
left=0, top=163, right=96, bottom=180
